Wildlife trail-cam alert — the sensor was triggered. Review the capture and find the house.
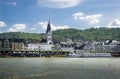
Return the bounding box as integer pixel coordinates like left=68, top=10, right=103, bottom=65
left=12, top=39, right=25, bottom=51
left=27, top=43, right=54, bottom=51
left=0, top=38, right=25, bottom=52
left=103, top=40, right=120, bottom=52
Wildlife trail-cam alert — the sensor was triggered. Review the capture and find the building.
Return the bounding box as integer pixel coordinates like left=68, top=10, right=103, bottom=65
left=59, top=39, right=85, bottom=52
left=0, top=38, right=25, bottom=52
left=46, top=21, right=53, bottom=44
left=103, top=40, right=120, bottom=52
left=26, top=21, right=54, bottom=51
left=12, top=40, right=25, bottom=51
left=59, top=39, right=74, bottom=51
left=60, top=41, right=74, bottom=52
left=0, top=40, right=2, bottom=50
left=0, top=38, right=11, bottom=51
left=27, top=43, right=54, bottom=51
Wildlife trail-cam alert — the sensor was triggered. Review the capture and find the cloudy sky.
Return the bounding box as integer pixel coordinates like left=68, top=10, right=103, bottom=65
left=0, top=0, right=120, bottom=33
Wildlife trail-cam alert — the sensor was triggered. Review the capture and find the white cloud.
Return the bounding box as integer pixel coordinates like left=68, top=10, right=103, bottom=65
left=8, top=28, right=16, bottom=32
left=38, top=22, right=48, bottom=31
left=8, top=24, right=26, bottom=32
left=7, top=2, right=17, bottom=7
left=30, top=28, right=36, bottom=31
left=73, top=12, right=84, bottom=20
left=90, top=19, right=99, bottom=25
left=73, top=12, right=103, bottom=25
left=108, top=19, right=120, bottom=28
left=37, top=0, right=81, bottom=9
left=110, top=19, right=120, bottom=26
left=38, top=21, right=70, bottom=31
left=0, top=21, right=7, bottom=27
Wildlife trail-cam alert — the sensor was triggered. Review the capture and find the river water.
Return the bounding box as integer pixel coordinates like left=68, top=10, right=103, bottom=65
left=0, top=58, right=120, bottom=79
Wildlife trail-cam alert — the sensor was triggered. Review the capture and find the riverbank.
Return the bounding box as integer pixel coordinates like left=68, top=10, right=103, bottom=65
left=1, top=51, right=120, bottom=58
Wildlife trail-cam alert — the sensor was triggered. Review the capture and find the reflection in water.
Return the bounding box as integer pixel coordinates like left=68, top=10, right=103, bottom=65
left=0, top=58, right=120, bottom=79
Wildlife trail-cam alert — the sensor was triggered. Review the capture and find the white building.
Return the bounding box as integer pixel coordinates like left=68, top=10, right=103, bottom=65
left=26, top=21, right=54, bottom=51
left=27, top=43, right=54, bottom=51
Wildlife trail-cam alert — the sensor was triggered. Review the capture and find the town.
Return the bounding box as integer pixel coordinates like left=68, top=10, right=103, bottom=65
left=0, top=21, right=120, bottom=57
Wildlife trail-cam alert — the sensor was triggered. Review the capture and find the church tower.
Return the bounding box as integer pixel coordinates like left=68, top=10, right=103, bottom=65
left=46, top=21, right=52, bottom=44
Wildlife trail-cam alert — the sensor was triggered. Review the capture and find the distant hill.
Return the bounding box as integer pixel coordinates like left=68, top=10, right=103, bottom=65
left=0, top=28, right=120, bottom=42
left=53, top=27, right=120, bottom=41
left=0, top=32, right=44, bottom=40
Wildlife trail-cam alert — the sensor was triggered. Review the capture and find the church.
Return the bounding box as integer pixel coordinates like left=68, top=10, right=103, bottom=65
left=27, top=21, right=54, bottom=51
left=46, top=21, right=53, bottom=44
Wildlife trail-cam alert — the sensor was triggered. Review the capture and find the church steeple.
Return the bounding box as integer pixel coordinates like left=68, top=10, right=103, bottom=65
left=46, top=20, right=51, bottom=34
left=46, top=21, right=52, bottom=44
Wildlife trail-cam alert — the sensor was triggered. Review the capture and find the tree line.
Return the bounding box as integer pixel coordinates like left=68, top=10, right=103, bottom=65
left=53, top=27, right=120, bottom=42
left=0, top=27, right=120, bottom=42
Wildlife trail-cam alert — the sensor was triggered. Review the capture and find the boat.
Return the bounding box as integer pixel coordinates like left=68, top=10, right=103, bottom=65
left=68, top=50, right=112, bottom=57
left=68, top=52, right=82, bottom=57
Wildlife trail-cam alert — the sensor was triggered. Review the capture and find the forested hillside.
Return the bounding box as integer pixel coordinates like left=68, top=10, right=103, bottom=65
left=53, top=28, right=120, bottom=41
left=0, top=32, right=44, bottom=40
left=0, top=28, right=120, bottom=41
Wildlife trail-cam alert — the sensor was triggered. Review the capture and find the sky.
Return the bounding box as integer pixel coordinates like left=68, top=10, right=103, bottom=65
left=0, top=0, right=120, bottom=33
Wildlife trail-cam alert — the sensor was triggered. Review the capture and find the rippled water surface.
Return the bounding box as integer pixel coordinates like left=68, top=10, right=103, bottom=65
left=0, top=58, right=120, bottom=79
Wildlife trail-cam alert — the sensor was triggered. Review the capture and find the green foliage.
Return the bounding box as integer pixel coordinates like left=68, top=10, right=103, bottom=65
left=53, top=28, right=120, bottom=41
left=0, top=28, right=120, bottom=41
left=0, top=32, right=43, bottom=40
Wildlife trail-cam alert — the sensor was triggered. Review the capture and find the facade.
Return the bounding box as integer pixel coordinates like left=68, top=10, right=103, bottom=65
left=60, top=41, right=74, bottom=52
left=59, top=39, right=86, bottom=52
left=0, top=39, right=11, bottom=51
left=0, top=41, right=2, bottom=50
left=103, top=40, right=120, bottom=52
left=83, top=40, right=120, bottom=52
left=3, top=39, right=10, bottom=50
left=12, top=42, right=25, bottom=51
left=0, top=38, right=25, bottom=51
left=27, top=43, right=54, bottom=51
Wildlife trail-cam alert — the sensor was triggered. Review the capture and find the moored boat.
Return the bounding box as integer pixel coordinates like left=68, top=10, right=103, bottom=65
left=68, top=50, right=112, bottom=57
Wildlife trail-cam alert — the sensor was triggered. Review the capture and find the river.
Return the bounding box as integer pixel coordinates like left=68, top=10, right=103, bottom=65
left=0, top=58, right=120, bottom=79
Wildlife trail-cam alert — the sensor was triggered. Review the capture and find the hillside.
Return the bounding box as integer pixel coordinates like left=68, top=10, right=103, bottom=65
left=53, top=27, right=120, bottom=41
left=0, top=28, right=120, bottom=41
left=0, top=32, right=44, bottom=40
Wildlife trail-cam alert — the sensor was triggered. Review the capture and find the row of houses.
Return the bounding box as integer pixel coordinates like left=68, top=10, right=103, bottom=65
left=84, top=40, right=120, bottom=52
left=0, top=38, right=25, bottom=51
left=0, top=21, right=120, bottom=53
left=58, top=39, right=120, bottom=52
